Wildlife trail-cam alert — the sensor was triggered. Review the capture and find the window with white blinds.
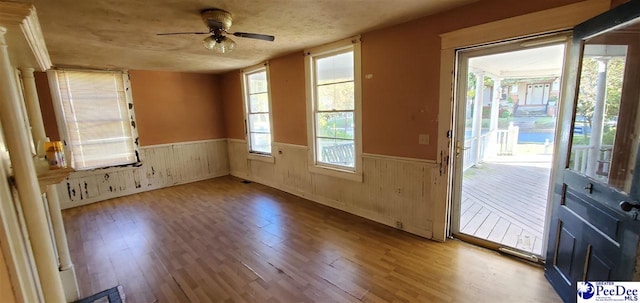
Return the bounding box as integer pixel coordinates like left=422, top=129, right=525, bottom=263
left=47, top=70, right=139, bottom=170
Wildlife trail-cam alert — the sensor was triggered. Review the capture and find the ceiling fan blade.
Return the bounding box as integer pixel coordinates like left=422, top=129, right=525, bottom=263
left=232, top=32, right=275, bottom=41
left=156, top=32, right=209, bottom=36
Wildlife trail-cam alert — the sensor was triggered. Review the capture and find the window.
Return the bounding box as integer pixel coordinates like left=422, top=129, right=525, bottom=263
left=305, top=37, right=362, bottom=178
left=47, top=70, right=139, bottom=170
left=242, top=64, right=272, bottom=155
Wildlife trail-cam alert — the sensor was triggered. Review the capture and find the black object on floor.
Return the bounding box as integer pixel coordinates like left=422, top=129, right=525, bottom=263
left=74, top=285, right=124, bottom=303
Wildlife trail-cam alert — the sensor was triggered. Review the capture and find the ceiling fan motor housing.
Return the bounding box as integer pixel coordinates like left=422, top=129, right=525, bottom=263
left=201, top=9, right=233, bottom=32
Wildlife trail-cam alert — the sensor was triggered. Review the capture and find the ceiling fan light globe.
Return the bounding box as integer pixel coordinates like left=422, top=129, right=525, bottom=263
left=212, top=36, right=236, bottom=54
left=202, top=36, right=217, bottom=50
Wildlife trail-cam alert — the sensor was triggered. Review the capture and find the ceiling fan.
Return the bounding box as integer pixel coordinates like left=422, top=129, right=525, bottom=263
left=157, top=9, right=275, bottom=54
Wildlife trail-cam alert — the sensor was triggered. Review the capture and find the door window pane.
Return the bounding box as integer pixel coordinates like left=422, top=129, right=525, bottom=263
left=568, top=18, right=640, bottom=193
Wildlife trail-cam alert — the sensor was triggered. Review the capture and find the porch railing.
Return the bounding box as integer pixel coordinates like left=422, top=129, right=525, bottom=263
left=463, top=125, right=519, bottom=171
left=571, top=145, right=613, bottom=176
left=496, top=125, right=519, bottom=156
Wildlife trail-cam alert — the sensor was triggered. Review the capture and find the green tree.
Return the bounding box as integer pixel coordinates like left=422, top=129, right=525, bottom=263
left=467, top=72, right=477, bottom=99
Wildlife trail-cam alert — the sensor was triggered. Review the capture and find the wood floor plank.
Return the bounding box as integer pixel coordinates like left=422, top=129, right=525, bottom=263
left=487, top=217, right=511, bottom=243
left=460, top=160, right=551, bottom=255
left=474, top=212, right=501, bottom=239
left=461, top=205, right=491, bottom=235
left=64, top=176, right=560, bottom=302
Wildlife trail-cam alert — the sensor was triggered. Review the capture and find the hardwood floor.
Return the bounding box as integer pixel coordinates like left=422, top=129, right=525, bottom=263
left=63, top=176, right=561, bottom=303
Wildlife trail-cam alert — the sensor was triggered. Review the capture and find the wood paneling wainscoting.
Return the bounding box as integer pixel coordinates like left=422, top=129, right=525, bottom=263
left=64, top=176, right=560, bottom=302
left=228, top=140, right=437, bottom=239
left=56, top=139, right=230, bottom=209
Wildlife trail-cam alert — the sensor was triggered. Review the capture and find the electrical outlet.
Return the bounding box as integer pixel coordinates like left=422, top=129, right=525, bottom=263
left=395, top=221, right=403, bottom=229
left=419, top=134, right=429, bottom=145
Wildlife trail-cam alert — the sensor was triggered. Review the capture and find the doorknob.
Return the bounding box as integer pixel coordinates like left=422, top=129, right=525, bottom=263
left=584, top=183, right=593, bottom=194
left=619, top=201, right=640, bottom=212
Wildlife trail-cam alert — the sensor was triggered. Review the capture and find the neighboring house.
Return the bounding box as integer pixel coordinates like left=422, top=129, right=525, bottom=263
left=504, top=77, right=561, bottom=116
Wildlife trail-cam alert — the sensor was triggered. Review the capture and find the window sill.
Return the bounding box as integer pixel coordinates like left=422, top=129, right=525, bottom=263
left=37, top=167, right=75, bottom=193
left=248, top=153, right=275, bottom=163
left=308, top=164, right=363, bottom=182
left=70, top=162, right=142, bottom=178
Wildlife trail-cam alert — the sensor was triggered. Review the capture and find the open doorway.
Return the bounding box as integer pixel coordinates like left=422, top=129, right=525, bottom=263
left=451, top=36, right=567, bottom=260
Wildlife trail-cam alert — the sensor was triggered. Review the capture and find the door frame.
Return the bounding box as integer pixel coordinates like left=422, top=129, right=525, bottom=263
left=434, top=0, right=611, bottom=242
left=450, top=37, right=569, bottom=260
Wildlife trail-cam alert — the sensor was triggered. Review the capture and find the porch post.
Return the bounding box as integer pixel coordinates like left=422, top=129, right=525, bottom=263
left=586, top=58, right=608, bottom=177
left=471, top=70, right=485, bottom=165
left=488, top=78, right=501, bottom=158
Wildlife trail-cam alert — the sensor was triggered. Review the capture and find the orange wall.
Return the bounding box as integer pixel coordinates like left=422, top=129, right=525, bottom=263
left=269, top=53, right=307, bottom=145
left=221, top=71, right=245, bottom=140
left=129, top=70, right=225, bottom=146
left=221, top=0, right=587, bottom=160
left=34, top=72, right=60, bottom=141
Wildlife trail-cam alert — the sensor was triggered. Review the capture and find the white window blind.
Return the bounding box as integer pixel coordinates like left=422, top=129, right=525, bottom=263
left=48, top=70, right=138, bottom=170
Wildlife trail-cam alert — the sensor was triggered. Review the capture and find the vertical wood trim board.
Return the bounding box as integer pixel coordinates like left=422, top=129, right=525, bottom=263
left=229, top=141, right=435, bottom=239
left=57, top=139, right=230, bottom=209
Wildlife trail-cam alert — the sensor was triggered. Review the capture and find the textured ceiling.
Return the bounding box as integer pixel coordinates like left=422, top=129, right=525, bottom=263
left=18, top=0, right=477, bottom=73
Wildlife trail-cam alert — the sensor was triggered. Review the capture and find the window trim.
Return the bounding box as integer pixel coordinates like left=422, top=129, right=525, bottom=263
left=241, top=62, right=274, bottom=162
left=47, top=68, right=141, bottom=171
left=304, top=36, right=362, bottom=182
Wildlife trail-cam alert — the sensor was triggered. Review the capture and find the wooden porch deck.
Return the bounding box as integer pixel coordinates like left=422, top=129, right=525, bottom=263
left=460, top=156, right=552, bottom=256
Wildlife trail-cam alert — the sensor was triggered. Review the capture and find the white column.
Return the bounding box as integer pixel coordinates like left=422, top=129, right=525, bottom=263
left=46, top=185, right=79, bottom=301
left=22, top=67, right=78, bottom=301
left=586, top=58, right=608, bottom=177
left=20, top=67, right=47, bottom=145
left=471, top=71, right=485, bottom=165
left=488, top=78, right=501, bottom=158
left=0, top=27, right=66, bottom=303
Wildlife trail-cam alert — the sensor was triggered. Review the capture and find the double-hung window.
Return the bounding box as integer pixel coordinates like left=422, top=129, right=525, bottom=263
left=305, top=37, right=362, bottom=179
left=242, top=64, right=273, bottom=155
left=47, top=69, right=139, bottom=170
